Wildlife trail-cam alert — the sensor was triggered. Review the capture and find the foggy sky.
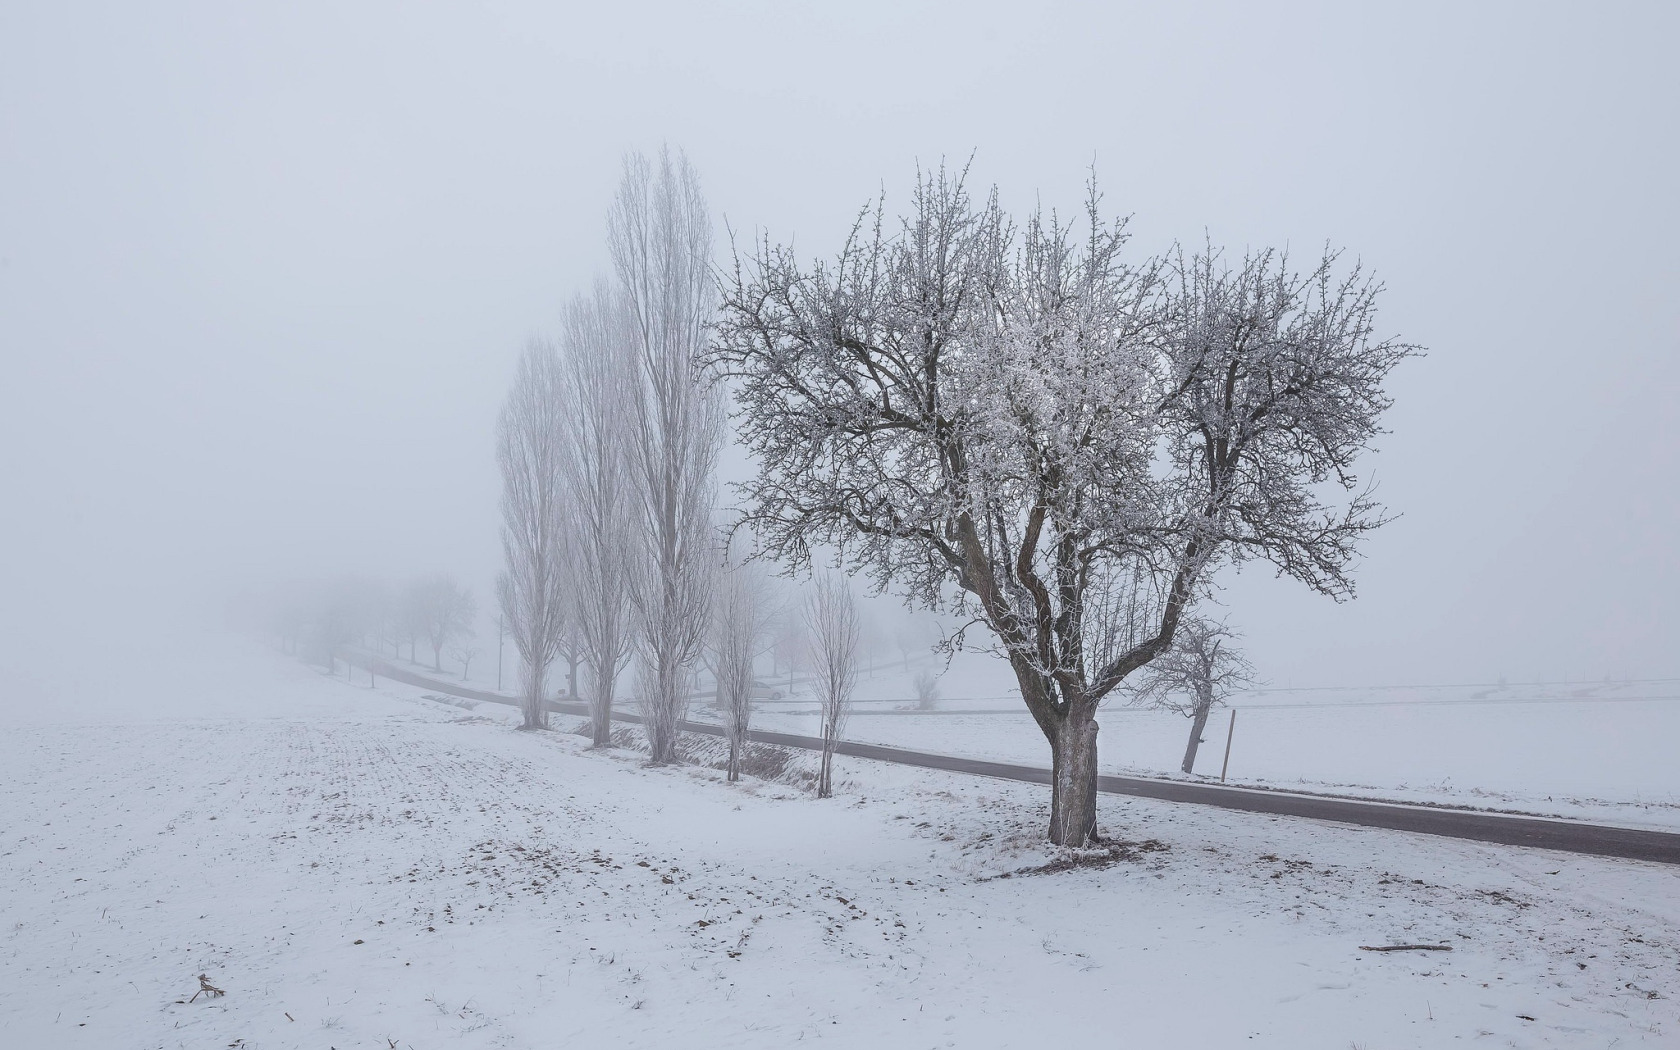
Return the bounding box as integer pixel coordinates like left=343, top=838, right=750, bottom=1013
left=3, top=0, right=1677, bottom=701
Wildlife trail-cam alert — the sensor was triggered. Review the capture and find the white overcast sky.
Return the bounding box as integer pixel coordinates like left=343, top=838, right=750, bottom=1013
left=2, top=1, right=1676, bottom=695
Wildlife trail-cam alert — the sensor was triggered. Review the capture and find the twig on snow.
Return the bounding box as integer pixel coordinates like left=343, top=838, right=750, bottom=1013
left=188, top=974, right=226, bottom=1001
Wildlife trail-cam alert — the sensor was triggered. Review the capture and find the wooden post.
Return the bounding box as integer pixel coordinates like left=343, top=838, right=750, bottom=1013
left=1219, top=709, right=1237, bottom=783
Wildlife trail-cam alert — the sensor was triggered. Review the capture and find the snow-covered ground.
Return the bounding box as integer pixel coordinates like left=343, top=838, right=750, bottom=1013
left=3, top=644, right=1678, bottom=1048
left=730, top=653, right=1680, bottom=831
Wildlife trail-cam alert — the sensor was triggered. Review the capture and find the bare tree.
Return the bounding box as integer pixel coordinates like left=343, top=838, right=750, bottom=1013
left=556, top=620, right=581, bottom=699
left=1126, top=618, right=1255, bottom=774
left=559, top=281, right=637, bottom=746
left=450, top=641, right=482, bottom=682
left=398, top=594, right=423, bottom=663
left=769, top=613, right=806, bottom=692
left=894, top=612, right=943, bottom=671
left=311, top=581, right=362, bottom=676
left=804, top=574, right=860, bottom=798
left=710, top=557, right=777, bottom=782
left=611, top=147, right=724, bottom=765
left=497, top=338, right=570, bottom=730
left=912, top=669, right=942, bottom=711
left=711, top=167, right=1414, bottom=844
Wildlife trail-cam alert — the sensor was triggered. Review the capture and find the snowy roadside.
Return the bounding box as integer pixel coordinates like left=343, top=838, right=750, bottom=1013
left=741, top=702, right=1680, bottom=833
left=3, top=656, right=1677, bottom=1049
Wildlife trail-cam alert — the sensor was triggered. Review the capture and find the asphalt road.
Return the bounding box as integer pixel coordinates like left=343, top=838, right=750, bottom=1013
left=356, top=654, right=1680, bottom=866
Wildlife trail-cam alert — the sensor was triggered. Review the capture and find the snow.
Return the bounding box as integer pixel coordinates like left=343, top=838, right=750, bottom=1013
left=3, top=646, right=1678, bottom=1048
left=738, top=654, right=1680, bottom=831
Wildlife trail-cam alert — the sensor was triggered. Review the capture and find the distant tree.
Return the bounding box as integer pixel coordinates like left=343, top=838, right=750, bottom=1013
left=912, top=669, right=942, bottom=711
left=269, top=585, right=310, bottom=656
left=556, top=619, right=582, bottom=699
left=450, top=641, right=482, bottom=682
left=412, top=576, right=476, bottom=674
left=768, top=613, right=806, bottom=692
left=895, top=614, right=942, bottom=671
left=307, top=576, right=382, bottom=676
left=611, top=147, right=724, bottom=765
left=712, top=167, right=1414, bottom=844
left=398, top=588, right=426, bottom=663
left=710, top=557, right=777, bottom=782
left=1126, top=618, right=1255, bottom=774
left=804, top=574, right=860, bottom=799
left=311, top=589, right=359, bottom=676
left=497, top=337, right=571, bottom=730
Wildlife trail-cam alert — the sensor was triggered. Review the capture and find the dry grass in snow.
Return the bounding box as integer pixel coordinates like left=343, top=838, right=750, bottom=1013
left=2, top=656, right=1677, bottom=1048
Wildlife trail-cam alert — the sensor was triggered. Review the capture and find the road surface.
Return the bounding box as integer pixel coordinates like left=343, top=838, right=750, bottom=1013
left=354, top=654, right=1680, bottom=866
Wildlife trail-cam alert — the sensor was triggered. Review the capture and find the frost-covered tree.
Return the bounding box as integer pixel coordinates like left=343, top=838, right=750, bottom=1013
left=559, top=282, right=637, bottom=747
left=611, top=147, right=724, bottom=765
left=1126, top=617, right=1255, bottom=774
left=497, top=338, right=570, bottom=730
left=556, top=620, right=581, bottom=699
left=768, top=612, right=806, bottom=690
left=712, top=167, right=1414, bottom=844
left=709, top=557, right=776, bottom=782
left=450, top=640, right=482, bottom=682
left=410, top=575, right=478, bottom=674
left=912, top=669, right=942, bottom=711
left=804, top=574, right=860, bottom=799
left=310, top=578, right=369, bottom=676
left=895, top=613, right=939, bottom=671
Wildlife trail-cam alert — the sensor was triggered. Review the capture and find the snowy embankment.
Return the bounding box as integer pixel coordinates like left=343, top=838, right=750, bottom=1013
left=738, top=655, right=1680, bottom=831
left=3, top=647, right=1677, bottom=1049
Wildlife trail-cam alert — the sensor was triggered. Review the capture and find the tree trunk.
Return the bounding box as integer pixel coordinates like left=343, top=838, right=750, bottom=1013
left=1047, top=712, right=1100, bottom=846
left=726, top=736, right=740, bottom=783
left=817, top=742, right=835, bottom=798
left=644, top=654, right=684, bottom=765
left=1182, top=694, right=1213, bottom=774
left=590, top=666, right=614, bottom=748
left=567, top=657, right=579, bottom=700
left=521, top=659, right=548, bottom=730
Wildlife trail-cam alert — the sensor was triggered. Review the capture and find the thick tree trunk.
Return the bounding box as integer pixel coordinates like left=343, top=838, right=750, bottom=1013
left=521, top=659, right=548, bottom=730
left=1047, top=712, right=1100, bottom=846
left=644, top=654, right=685, bottom=766
left=589, top=666, right=614, bottom=748
left=726, top=736, right=740, bottom=783
left=567, top=657, right=579, bottom=700
left=1181, top=696, right=1213, bottom=774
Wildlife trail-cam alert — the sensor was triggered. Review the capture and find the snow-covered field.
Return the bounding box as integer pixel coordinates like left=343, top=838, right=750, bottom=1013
left=4, top=648, right=1678, bottom=1049
left=735, top=655, right=1680, bottom=831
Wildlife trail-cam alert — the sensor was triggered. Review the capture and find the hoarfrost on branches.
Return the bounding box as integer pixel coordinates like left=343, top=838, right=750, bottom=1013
left=612, top=147, right=726, bottom=766
left=711, top=165, right=1416, bottom=843
left=709, top=555, right=776, bottom=782
left=804, top=574, right=860, bottom=799
left=558, top=282, right=638, bottom=747
left=496, top=339, right=569, bottom=730
left=1125, top=617, right=1256, bottom=774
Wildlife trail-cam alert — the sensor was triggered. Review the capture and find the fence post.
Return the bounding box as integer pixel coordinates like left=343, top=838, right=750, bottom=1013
left=1219, top=709, right=1237, bottom=783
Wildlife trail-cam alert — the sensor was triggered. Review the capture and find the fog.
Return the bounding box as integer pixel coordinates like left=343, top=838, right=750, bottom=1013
left=3, top=1, right=1677, bottom=717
